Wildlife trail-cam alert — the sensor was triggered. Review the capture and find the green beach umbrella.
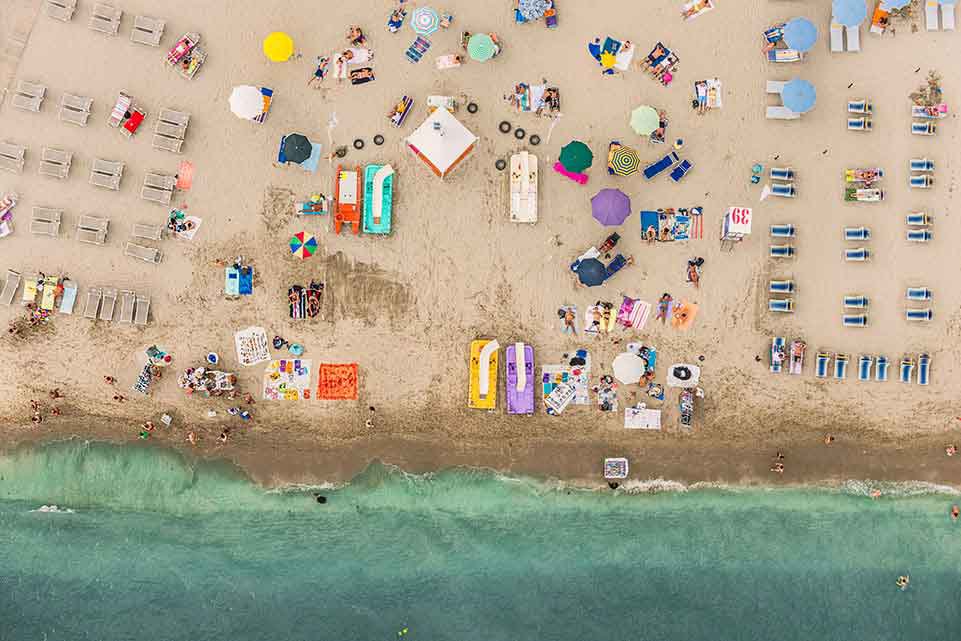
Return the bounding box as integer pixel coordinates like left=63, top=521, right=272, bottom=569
left=630, top=106, right=660, bottom=136
left=467, top=34, right=497, bottom=62
left=559, top=140, right=593, bottom=173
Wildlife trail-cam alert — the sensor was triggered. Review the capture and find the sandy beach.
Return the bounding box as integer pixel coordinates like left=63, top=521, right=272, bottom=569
left=1, top=0, right=959, bottom=487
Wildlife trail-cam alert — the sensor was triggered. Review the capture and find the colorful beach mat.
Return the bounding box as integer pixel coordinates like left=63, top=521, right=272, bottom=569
left=317, top=363, right=358, bottom=400
left=263, top=359, right=312, bottom=400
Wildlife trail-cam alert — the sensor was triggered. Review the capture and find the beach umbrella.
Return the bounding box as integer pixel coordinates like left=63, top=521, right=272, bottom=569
left=518, top=0, right=552, bottom=20
left=575, top=258, right=606, bottom=287
left=410, top=7, right=440, bottom=35
left=880, top=0, right=911, bottom=9
left=263, top=32, right=294, bottom=62
left=832, top=0, right=868, bottom=26
left=609, top=145, right=640, bottom=176
left=229, top=85, right=265, bottom=120
left=281, top=133, right=312, bottom=164
left=630, top=105, right=660, bottom=136
left=783, top=17, right=818, bottom=52
left=781, top=78, right=816, bottom=113
left=612, top=352, right=645, bottom=384
left=559, top=140, right=593, bottom=173
left=289, top=232, right=318, bottom=259
left=591, top=188, right=632, bottom=226
left=467, top=34, right=497, bottom=62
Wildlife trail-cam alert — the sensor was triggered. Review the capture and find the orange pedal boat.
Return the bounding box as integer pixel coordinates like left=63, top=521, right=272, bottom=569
left=334, top=165, right=362, bottom=234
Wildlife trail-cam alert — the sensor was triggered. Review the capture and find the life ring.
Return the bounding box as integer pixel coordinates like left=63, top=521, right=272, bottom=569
left=514, top=128, right=526, bottom=140
left=353, top=138, right=365, bottom=150
left=373, top=134, right=385, bottom=146
left=467, top=102, right=478, bottom=113
left=529, top=134, right=541, bottom=146
left=498, top=121, right=511, bottom=134
left=495, top=159, right=507, bottom=171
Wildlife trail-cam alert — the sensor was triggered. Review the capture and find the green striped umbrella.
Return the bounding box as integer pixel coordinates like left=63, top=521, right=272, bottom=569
left=559, top=140, right=593, bottom=173
left=609, top=145, right=640, bottom=176
left=467, top=34, right=497, bottom=62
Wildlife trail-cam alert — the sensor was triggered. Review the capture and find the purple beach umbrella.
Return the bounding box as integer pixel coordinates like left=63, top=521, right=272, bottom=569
left=591, top=188, right=632, bottom=226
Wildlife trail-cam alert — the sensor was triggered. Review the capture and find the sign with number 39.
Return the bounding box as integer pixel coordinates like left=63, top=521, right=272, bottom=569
left=726, top=207, right=752, bottom=234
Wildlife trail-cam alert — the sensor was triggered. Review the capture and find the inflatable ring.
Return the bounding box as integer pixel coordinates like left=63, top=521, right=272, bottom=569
left=529, top=134, right=541, bottom=146
left=335, top=147, right=347, bottom=158
left=514, top=128, right=526, bottom=140
left=353, top=138, right=365, bottom=150
left=373, top=134, right=385, bottom=146
left=467, top=102, right=478, bottom=114
left=498, top=121, right=512, bottom=134
left=495, top=159, right=507, bottom=171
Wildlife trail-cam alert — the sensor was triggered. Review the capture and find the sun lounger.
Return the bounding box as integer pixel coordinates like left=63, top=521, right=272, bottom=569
left=943, top=1, right=956, bottom=30
left=363, top=164, right=395, bottom=233
left=844, top=188, right=883, bottom=202
left=769, top=298, right=794, bottom=313
left=152, top=134, right=184, bottom=154
left=845, top=248, right=870, bottom=261
left=906, top=308, right=933, bottom=322
left=770, top=244, right=795, bottom=258
left=45, top=0, right=77, bottom=21
left=844, top=226, right=870, bottom=241
left=910, top=158, right=935, bottom=172
left=509, top=152, right=537, bottom=224
left=669, top=159, right=693, bottom=182
left=30, top=207, right=62, bottom=236
left=99, top=288, right=117, bottom=321
left=131, top=15, right=165, bottom=46
left=20, top=275, right=39, bottom=305
left=768, top=49, right=802, bottom=63
left=770, top=224, right=795, bottom=238
left=141, top=185, right=173, bottom=206
left=59, top=279, right=77, bottom=314
left=89, top=158, right=124, bottom=190
left=643, top=152, right=679, bottom=180
left=59, top=93, right=93, bottom=126
left=918, top=353, right=931, bottom=385
left=900, top=356, right=915, bottom=383
left=766, top=106, right=800, bottom=120
left=927, top=0, right=940, bottom=29
left=134, top=294, right=150, bottom=325
left=858, top=355, right=873, bottom=381
left=912, top=104, right=947, bottom=119
left=124, top=242, right=163, bottom=264
left=0, top=141, right=26, bottom=174
left=876, top=356, right=889, bottom=381
left=909, top=175, right=933, bottom=189
left=847, top=100, right=872, bottom=114
left=830, top=22, right=844, bottom=52
left=118, top=290, right=135, bottom=323
left=845, top=168, right=883, bottom=184
left=911, top=121, right=936, bottom=135
left=845, top=26, right=860, bottom=52
left=765, top=80, right=787, bottom=94
left=769, top=280, right=795, bottom=294
left=0, top=270, right=20, bottom=305
left=39, top=275, right=58, bottom=311
left=847, top=117, right=872, bottom=131
left=906, top=212, right=931, bottom=226
left=770, top=337, right=786, bottom=373
left=907, top=229, right=932, bottom=242
left=788, top=341, right=805, bottom=375
left=844, top=295, right=869, bottom=309
left=132, top=222, right=163, bottom=241
left=89, top=3, right=122, bottom=35
left=83, top=287, right=102, bottom=319
left=12, top=80, right=46, bottom=113
left=833, top=353, right=850, bottom=380
left=76, top=214, right=108, bottom=244
left=770, top=167, right=794, bottom=181
left=815, top=351, right=832, bottom=378
left=843, top=314, right=868, bottom=327
left=770, top=183, right=796, bottom=197
left=155, top=120, right=188, bottom=140
left=906, top=287, right=932, bottom=301
left=38, top=147, right=72, bottom=179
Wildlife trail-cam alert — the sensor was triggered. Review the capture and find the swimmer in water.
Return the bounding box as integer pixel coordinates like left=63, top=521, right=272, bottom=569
left=952, top=505, right=959, bottom=521
left=896, top=575, right=909, bottom=590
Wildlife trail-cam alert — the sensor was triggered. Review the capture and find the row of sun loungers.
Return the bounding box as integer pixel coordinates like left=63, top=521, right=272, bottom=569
left=31, top=207, right=62, bottom=237
left=927, top=0, right=956, bottom=31
left=0, top=269, right=151, bottom=325
left=816, top=353, right=931, bottom=385
left=89, top=158, right=124, bottom=190
left=31, top=207, right=164, bottom=246
left=44, top=0, right=164, bottom=44
left=141, top=171, right=176, bottom=204
left=60, top=92, right=93, bottom=126
left=830, top=22, right=859, bottom=53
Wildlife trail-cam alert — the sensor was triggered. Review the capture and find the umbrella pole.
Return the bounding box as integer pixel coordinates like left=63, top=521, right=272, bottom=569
left=545, top=113, right=562, bottom=146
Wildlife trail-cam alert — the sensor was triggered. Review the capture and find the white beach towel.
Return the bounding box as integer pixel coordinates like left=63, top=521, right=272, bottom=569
left=624, top=407, right=662, bottom=430
left=614, top=45, right=635, bottom=71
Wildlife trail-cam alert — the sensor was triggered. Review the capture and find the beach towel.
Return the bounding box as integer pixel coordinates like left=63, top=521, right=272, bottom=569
left=597, top=383, right=618, bottom=412
left=614, top=44, right=635, bottom=71
left=317, top=363, right=358, bottom=400
left=176, top=161, right=195, bottom=190
left=350, top=67, right=375, bottom=85
left=673, top=214, right=691, bottom=241
left=671, top=301, right=699, bottom=330
left=175, top=216, right=202, bottom=241
left=583, top=303, right=614, bottom=336
left=681, top=0, right=715, bottom=20
left=387, top=8, right=406, bottom=32
left=641, top=211, right=660, bottom=240
left=553, top=161, right=589, bottom=184
left=616, top=297, right=651, bottom=330
left=345, top=47, right=372, bottom=65
left=558, top=305, right=577, bottom=334
left=234, top=326, right=271, bottom=366
left=624, top=407, right=662, bottom=430
left=263, top=359, right=312, bottom=401
left=289, top=286, right=306, bottom=319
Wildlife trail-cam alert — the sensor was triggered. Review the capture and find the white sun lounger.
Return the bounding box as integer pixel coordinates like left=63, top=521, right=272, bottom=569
left=152, top=134, right=184, bottom=154
left=124, top=242, right=163, bottom=264
left=0, top=141, right=26, bottom=174
left=134, top=293, right=150, bottom=325
left=847, top=99, right=872, bottom=114
left=89, top=158, right=124, bottom=190
left=99, top=288, right=117, bottom=321
left=844, top=295, right=869, bottom=309
left=76, top=214, right=108, bottom=245
left=911, top=121, right=936, bottom=135
left=907, top=229, right=932, bottom=242
left=83, top=287, right=102, bottom=319
left=770, top=224, right=795, bottom=238
left=31, top=207, right=62, bottom=236
left=910, top=175, right=934, bottom=189
left=132, top=223, right=163, bottom=241
left=154, top=109, right=190, bottom=152
left=910, top=158, right=935, bottom=172
left=12, top=80, right=46, bottom=113
left=830, top=22, right=844, bottom=52
left=906, top=287, right=932, bottom=301
left=767, top=106, right=800, bottom=120
left=847, top=117, right=872, bottom=131
left=843, top=314, right=868, bottom=327
left=766, top=80, right=787, bottom=94
left=59, top=93, right=93, bottom=126
left=770, top=244, right=795, bottom=258
left=38, top=147, right=72, bottom=179
left=770, top=167, right=794, bottom=181
left=118, top=290, right=135, bottom=323
left=59, top=280, right=77, bottom=314
left=927, top=0, right=940, bottom=29
left=510, top=151, right=538, bottom=223
left=845, top=25, right=860, bottom=52
left=89, top=3, right=122, bottom=35
left=769, top=298, right=794, bottom=313
left=944, top=2, right=956, bottom=30
left=131, top=15, right=165, bottom=46
left=0, top=269, right=21, bottom=305
left=906, top=308, right=933, bottom=322
left=45, top=0, right=78, bottom=21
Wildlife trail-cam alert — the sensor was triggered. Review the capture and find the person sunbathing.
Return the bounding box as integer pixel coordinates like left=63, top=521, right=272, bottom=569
left=350, top=67, right=375, bottom=85
left=387, top=8, right=406, bottom=32
left=347, top=26, right=367, bottom=46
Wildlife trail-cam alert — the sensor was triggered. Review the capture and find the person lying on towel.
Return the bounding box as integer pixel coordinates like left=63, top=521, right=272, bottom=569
left=350, top=67, right=375, bottom=85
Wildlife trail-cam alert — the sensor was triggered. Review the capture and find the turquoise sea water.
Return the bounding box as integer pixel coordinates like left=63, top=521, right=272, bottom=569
left=1, top=441, right=959, bottom=641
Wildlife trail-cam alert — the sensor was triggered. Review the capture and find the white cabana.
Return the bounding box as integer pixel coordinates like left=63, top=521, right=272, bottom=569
left=406, top=107, right=477, bottom=178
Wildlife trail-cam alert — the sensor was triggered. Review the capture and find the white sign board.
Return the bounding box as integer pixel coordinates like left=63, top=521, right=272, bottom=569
left=725, top=207, right=752, bottom=235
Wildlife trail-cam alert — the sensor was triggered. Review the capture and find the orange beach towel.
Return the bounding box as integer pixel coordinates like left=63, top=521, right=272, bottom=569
left=317, top=363, right=359, bottom=400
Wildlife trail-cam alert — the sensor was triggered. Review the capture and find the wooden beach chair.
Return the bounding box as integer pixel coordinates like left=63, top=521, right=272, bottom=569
left=134, top=293, right=150, bottom=325
left=132, top=222, right=163, bottom=241
left=45, top=0, right=78, bottom=22
left=0, top=270, right=21, bottom=305
left=89, top=3, right=122, bottom=35
left=152, top=134, right=183, bottom=154
left=76, top=214, right=109, bottom=245
left=89, top=158, right=124, bottom=190
left=141, top=171, right=176, bottom=205
left=83, top=287, right=102, bottom=319
left=124, top=242, right=163, bottom=264
left=38, top=147, right=73, bottom=179
left=30, top=207, right=62, bottom=236
left=12, top=80, right=46, bottom=112
left=153, top=109, right=189, bottom=153
left=59, top=93, right=93, bottom=127
left=99, top=288, right=117, bottom=321
left=131, top=15, right=165, bottom=46
left=118, top=290, right=136, bottom=323
left=0, top=141, right=26, bottom=174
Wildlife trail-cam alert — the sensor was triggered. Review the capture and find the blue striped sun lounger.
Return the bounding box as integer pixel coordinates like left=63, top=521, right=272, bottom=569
left=906, top=308, right=933, bottom=322
left=842, top=314, right=867, bottom=327
left=770, top=224, right=795, bottom=238
left=909, top=158, right=934, bottom=172
left=771, top=183, right=796, bottom=197
left=770, top=245, right=795, bottom=258
left=843, top=295, right=868, bottom=309
left=769, top=280, right=794, bottom=294
left=769, top=298, right=794, bottom=313
left=917, top=353, right=931, bottom=386
left=643, top=152, right=680, bottom=180
left=845, top=248, right=870, bottom=261
left=899, top=357, right=915, bottom=383
left=906, top=287, right=932, bottom=301
left=857, top=354, right=873, bottom=381
left=847, top=100, right=872, bottom=114
left=875, top=356, right=889, bottom=382
left=911, top=121, right=936, bottom=135
left=907, top=229, right=932, bottom=242
left=769, top=167, right=794, bottom=181
left=910, top=175, right=934, bottom=189
left=770, top=337, right=786, bottom=373
left=844, top=226, right=870, bottom=241
left=815, top=351, right=832, bottom=379
left=905, top=212, right=931, bottom=226
left=833, top=353, right=849, bottom=380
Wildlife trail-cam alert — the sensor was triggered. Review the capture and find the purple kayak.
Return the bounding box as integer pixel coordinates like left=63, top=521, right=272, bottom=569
left=506, top=343, right=535, bottom=415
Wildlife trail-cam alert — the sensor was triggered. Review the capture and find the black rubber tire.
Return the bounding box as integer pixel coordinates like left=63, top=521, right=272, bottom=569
left=373, top=134, right=385, bottom=146
left=529, top=134, right=541, bottom=146
left=498, top=121, right=511, bottom=134
left=353, top=139, right=365, bottom=150
left=514, top=128, right=526, bottom=140
left=495, top=159, right=507, bottom=171
left=467, top=102, right=478, bottom=113
left=335, top=147, right=347, bottom=158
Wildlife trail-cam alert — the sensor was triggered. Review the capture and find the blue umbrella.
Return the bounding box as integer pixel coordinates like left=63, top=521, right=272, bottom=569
left=782, top=78, right=816, bottom=113
left=880, top=0, right=910, bottom=9
left=575, top=258, right=607, bottom=287
left=832, top=0, right=868, bottom=26
left=783, top=17, right=817, bottom=52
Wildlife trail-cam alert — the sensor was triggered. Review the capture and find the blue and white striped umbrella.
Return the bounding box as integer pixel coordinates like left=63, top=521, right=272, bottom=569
left=832, top=0, right=868, bottom=27
left=410, top=7, right=440, bottom=36
left=783, top=17, right=818, bottom=52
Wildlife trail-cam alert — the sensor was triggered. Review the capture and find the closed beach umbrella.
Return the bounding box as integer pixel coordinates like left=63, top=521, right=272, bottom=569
left=229, top=85, right=265, bottom=119
left=591, top=188, right=632, bottom=226
left=559, top=140, right=593, bottom=173
left=832, top=0, right=868, bottom=26
left=612, top=352, right=645, bottom=384
left=781, top=78, right=816, bottom=113
left=411, top=7, right=440, bottom=35
left=289, top=232, right=318, bottom=259
left=281, top=133, right=312, bottom=164
left=609, top=145, right=640, bottom=176
left=263, top=32, right=294, bottom=62
left=575, top=258, right=606, bottom=287
left=518, top=0, right=552, bottom=20
left=783, top=17, right=818, bottom=52
left=467, top=33, right=497, bottom=62
left=630, top=105, right=660, bottom=136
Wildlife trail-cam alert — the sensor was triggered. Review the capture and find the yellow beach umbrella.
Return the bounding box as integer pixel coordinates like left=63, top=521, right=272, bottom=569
left=263, top=32, right=294, bottom=62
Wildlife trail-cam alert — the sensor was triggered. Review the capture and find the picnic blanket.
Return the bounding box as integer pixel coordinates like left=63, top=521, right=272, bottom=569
left=624, top=407, right=662, bottom=430
left=263, top=359, right=312, bottom=400
left=317, top=363, right=358, bottom=400
left=234, top=326, right=271, bottom=366
left=541, top=349, right=591, bottom=413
